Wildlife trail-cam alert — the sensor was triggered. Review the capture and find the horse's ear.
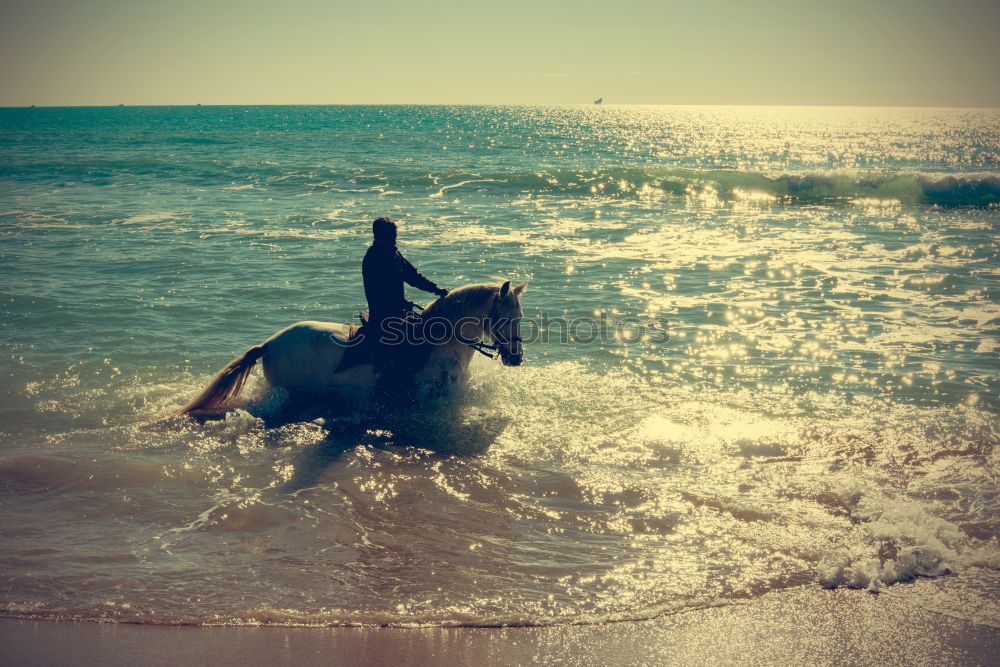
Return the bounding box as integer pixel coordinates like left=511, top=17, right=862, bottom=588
left=513, top=282, right=527, bottom=296
left=499, top=281, right=511, bottom=298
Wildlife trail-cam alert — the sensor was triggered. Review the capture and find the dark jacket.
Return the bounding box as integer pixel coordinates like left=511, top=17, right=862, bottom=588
left=362, top=241, right=439, bottom=320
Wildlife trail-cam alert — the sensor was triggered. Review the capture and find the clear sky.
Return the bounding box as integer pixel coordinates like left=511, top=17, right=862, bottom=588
left=1, top=0, right=998, bottom=107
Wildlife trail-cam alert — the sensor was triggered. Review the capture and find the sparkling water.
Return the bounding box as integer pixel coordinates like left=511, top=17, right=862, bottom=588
left=1, top=105, right=998, bottom=626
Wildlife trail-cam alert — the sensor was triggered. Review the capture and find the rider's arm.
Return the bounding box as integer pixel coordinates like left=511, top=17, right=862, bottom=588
left=400, top=253, right=445, bottom=295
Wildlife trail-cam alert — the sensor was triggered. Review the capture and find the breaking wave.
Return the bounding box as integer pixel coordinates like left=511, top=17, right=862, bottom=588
left=418, top=168, right=1000, bottom=207
left=4, top=153, right=997, bottom=207
left=818, top=480, right=1000, bottom=593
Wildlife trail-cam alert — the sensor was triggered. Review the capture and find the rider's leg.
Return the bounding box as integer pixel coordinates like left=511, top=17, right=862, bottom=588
left=371, top=316, right=402, bottom=406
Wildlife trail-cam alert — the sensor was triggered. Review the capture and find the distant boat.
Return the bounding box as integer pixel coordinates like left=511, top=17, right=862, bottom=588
left=118, top=103, right=124, bottom=107
left=594, top=97, right=603, bottom=105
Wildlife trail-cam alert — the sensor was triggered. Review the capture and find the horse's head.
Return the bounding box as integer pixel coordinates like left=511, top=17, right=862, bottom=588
left=489, top=280, right=526, bottom=366
left=422, top=281, right=527, bottom=367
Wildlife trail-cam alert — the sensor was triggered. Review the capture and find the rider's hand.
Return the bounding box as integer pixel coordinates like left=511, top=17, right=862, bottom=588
left=435, top=288, right=449, bottom=297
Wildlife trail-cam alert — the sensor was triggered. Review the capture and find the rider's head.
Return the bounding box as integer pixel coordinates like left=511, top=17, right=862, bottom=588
left=372, top=217, right=397, bottom=246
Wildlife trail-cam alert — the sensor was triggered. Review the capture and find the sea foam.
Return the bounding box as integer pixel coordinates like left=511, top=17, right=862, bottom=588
left=819, top=480, right=1000, bottom=592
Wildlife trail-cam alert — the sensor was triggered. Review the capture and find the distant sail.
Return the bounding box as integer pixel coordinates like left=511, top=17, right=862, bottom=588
left=594, top=97, right=603, bottom=105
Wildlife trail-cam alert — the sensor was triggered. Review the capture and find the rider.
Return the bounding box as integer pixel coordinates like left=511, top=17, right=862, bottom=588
left=362, top=217, right=448, bottom=402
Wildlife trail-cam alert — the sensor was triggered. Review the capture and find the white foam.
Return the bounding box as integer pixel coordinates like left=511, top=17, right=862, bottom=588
left=818, top=480, right=1000, bottom=592
left=203, top=408, right=265, bottom=437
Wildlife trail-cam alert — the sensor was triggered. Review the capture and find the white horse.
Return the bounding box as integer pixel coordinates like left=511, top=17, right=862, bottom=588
left=177, top=281, right=526, bottom=418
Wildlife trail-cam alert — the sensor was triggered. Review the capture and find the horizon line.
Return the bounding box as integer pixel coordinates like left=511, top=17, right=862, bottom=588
left=3, top=102, right=1000, bottom=111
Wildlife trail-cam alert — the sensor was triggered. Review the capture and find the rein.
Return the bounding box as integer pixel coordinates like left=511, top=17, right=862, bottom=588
left=414, top=297, right=505, bottom=361
left=463, top=294, right=520, bottom=362
left=456, top=298, right=500, bottom=360
left=466, top=339, right=499, bottom=360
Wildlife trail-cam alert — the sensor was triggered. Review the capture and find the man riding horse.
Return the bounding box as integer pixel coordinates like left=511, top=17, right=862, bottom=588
left=174, top=218, right=525, bottom=420
left=362, top=217, right=448, bottom=403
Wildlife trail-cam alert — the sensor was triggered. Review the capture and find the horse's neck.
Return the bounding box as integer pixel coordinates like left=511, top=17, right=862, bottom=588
left=415, top=291, right=493, bottom=373
left=435, top=298, right=492, bottom=340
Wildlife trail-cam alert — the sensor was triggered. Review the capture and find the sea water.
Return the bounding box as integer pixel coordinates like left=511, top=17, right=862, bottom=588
left=0, top=105, right=998, bottom=626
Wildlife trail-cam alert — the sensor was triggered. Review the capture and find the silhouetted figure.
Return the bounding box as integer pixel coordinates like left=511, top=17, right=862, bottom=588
left=362, top=217, right=447, bottom=405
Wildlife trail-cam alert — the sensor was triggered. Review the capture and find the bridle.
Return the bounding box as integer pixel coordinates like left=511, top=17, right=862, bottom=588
left=408, top=291, right=520, bottom=362
left=459, top=292, right=520, bottom=362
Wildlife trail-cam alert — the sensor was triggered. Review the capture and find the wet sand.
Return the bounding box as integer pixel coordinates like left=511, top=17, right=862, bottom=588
left=2, top=587, right=997, bottom=666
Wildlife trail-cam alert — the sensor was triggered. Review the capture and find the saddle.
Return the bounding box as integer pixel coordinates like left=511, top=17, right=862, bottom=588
left=331, top=316, right=370, bottom=374
left=331, top=310, right=430, bottom=376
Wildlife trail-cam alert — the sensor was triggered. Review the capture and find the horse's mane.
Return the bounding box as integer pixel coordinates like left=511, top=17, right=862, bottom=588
left=421, top=283, right=498, bottom=320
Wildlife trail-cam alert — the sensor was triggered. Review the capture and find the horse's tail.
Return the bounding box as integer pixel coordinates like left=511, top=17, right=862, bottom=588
left=176, top=345, right=265, bottom=417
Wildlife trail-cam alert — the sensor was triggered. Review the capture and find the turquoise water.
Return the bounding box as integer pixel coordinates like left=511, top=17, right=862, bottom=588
left=1, top=105, right=998, bottom=626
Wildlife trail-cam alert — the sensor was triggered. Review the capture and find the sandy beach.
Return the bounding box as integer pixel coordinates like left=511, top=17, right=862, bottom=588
left=3, top=586, right=997, bottom=666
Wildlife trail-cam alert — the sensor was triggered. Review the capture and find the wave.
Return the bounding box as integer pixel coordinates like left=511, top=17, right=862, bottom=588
left=3, top=153, right=997, bottom=207
left=418, top=168, right=1000, bottom=207
left=818, top=479, right=1000, bottom=594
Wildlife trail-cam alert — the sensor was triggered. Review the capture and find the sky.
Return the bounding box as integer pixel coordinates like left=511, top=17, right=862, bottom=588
left=1, top=0, right=998, bottom=107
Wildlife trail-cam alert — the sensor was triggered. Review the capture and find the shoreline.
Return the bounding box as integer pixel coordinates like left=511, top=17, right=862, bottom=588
left=3, top=587, right=997, bottom=666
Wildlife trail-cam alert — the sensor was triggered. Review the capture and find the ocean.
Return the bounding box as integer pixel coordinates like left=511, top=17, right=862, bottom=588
left=0, top=105, right=998, bottom=627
